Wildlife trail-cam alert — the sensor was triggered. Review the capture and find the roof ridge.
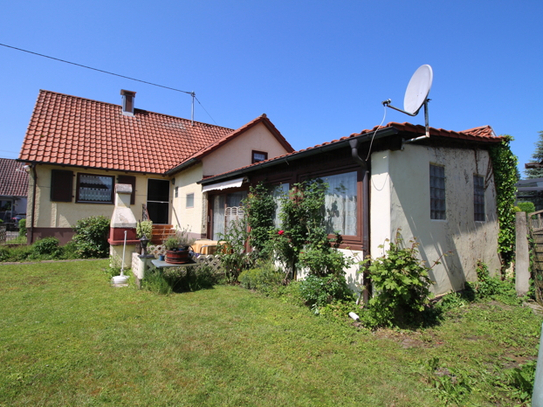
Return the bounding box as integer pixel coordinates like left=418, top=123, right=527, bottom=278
left=37, top=89, right=234, bottom=131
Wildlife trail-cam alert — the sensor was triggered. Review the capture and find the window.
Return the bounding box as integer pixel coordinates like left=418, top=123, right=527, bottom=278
left=51, top=169, right=73, bottom=202
left=272, top=183, right=289, bottom=228
left=76, top=173, right=114, bottom=203
left=430, top=164, right=446, bottom=220
left=186, top=193, right=194, bottom=208
left=252, top=150, right=268, bottom=163
left=321, top=172, right=358, bottom=235
left=474, top=175, right=485, bottom=221
left=211, top=191, right=247, bottom=240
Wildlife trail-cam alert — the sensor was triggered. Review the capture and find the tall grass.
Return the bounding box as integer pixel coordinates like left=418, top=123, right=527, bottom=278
left=1, top=260, right=542, bottom=406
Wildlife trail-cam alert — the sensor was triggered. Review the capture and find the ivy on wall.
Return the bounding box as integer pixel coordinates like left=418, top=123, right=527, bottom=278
left=488, top=135, right=518, bottom=274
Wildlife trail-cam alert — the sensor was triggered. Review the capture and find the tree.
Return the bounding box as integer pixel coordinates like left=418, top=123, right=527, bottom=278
left=522, top=130, right=543, bottom=210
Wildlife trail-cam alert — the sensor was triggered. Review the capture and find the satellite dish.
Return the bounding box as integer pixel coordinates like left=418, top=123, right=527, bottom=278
left=382, top=64, right=434, bottom=140
left=404, top=64, right=433, bottom=115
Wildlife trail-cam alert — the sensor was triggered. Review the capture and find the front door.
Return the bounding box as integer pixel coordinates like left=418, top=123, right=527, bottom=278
left=147, top=179, right=170, bottom=224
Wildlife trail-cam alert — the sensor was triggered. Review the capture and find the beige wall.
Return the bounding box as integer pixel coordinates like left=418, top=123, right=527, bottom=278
left=171, top=163, right=207, bottom=239
left=202, top=122, right=288, bottom=176
left=370, top=144, right=501, bottom=295
left=28, top=164, right=169, bottom=230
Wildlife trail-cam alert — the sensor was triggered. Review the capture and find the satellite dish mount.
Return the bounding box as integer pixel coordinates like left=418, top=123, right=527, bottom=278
left=382, top=64, right=433, bottom=140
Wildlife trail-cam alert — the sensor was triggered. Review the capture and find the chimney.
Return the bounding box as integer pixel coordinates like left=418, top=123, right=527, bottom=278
left=120, top=90, right=136, bottom=116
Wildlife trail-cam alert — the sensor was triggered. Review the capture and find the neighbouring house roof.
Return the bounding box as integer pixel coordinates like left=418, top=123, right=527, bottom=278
left=200, top=122, right=502, bottom=185
left=0, top=158, right=28, bottom=197
left=19, top=90, right=289, bottom=175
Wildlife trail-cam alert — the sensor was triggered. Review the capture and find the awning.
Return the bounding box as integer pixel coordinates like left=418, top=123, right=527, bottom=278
left=201, top=177, right=245, bottom=193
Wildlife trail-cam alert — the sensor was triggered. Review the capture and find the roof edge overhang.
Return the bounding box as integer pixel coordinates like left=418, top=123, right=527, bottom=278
left=16, top=159, right=169, bottom=177
left=199, top=126, right=399, bottom=186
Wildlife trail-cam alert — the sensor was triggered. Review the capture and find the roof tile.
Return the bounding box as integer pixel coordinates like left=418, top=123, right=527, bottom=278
left=19, top=90, right=238, bottom=174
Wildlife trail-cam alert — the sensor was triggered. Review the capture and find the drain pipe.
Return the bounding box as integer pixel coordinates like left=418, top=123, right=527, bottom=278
left=349, top=138, right=371, bottom=304
left=29, top=163, right=37, bottom=245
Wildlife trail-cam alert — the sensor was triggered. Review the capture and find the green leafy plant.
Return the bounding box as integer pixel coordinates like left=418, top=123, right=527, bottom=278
left=71, top=215, right=110, bottom=258
left=31, top=237, right=62, bottom=259
left=217, top=217, right=255, bottom=283
left=18, top=218, right=26, bottom=238
left=243, top=183, right=277, bottom=259
left=298, top=273, right=353, bottom=309
left=238, top=262, right=284, bottom=292
left=360, top=231, right=435, bottom=328
left=136, top=220, right=153, bottom=239
left=488, top=135, right=518, bottom=274
left=466, top=260, right=519, bottom=304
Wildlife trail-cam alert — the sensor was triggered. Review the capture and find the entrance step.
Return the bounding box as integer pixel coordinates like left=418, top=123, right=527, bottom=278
left=151, top=224, right=176, bottom=245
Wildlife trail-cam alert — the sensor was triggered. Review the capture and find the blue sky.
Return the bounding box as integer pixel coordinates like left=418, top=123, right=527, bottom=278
left=1, top=1, right=541, bottom=176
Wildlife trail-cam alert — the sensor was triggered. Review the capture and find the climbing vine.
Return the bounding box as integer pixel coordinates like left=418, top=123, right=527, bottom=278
left=488, top=135, right=518, bottom=274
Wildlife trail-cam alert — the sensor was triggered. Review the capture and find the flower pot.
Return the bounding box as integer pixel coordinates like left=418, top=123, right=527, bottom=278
left=165, top=246, right=191, bottom=264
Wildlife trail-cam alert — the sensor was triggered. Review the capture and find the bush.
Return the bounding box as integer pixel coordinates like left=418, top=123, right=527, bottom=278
left=238, top=262, right=284, bottom=292
left=72, top=216, right=110, bottom=258
left=360, top=231, right=435, bottom=329
left=143, top=263, right=218, bottom=294
left=32, top=237, right=61, bottom=258
left=298, top=274, right=353, bottom=309
left=18, top=219, right=26, bottom=237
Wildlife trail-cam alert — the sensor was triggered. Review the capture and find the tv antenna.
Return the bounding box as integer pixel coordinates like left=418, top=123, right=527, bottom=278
left=382, top=64, right=433, bottom=140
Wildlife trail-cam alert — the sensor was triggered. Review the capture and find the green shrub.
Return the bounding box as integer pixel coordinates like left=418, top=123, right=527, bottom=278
left=467, top=261, right=519, bottom=305
left=72, top=216, right=110, bottom=258
left=143, top=263, right=218, bottom=294
left=136, top=220, right=153, bottom=239
left=142, top=267, right=172, bottom=295
left=360, top=231, right=435, bottom=328
left=18, top=218, right=26, bottom=237
left=32, top=237, right=61, bottom=258
left=60, top=241, right=79, bottom=259
left=217, top=217, right=256, bottom=283
left=0, top=245, right=33, bottom=262
left=298, top=273, right=353, bottom=309
left=238, top=262, right=284, bottom=291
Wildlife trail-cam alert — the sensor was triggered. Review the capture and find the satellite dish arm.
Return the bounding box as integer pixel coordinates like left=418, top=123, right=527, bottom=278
left=382, top=99, right=419, bottom=116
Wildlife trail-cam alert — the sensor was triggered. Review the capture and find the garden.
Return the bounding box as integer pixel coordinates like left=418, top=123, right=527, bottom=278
left=1, top=173, right=542, bottom=404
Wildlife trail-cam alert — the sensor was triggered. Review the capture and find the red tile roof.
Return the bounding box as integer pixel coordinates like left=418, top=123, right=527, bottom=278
left=201, top=122, right=503, bottom=184
left=0, top=158, right=28, bottom=197
left=19, top=90, right=245, bottom=174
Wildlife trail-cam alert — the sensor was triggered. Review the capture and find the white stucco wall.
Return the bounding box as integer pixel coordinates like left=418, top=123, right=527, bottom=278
left=370, top=144, right=500, bottom=295
left=171, top=163, right=206, bottom=238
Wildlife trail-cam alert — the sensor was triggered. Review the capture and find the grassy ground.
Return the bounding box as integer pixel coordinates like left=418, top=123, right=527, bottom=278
left=1, top=260, right=541, bottom=406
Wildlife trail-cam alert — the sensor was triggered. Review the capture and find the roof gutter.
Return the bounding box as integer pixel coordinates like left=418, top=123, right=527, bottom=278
left=165, top=158, right=199, bottom=176
left=200, top=126, right=399, bottom=185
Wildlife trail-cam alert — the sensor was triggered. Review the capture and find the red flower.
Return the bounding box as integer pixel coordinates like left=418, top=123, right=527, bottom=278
left=278, top=230, right=284, bottom=235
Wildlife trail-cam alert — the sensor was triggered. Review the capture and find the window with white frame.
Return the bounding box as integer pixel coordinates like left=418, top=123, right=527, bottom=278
left=186, top=193, right=194, bottom=208
left=272, top=183, right=289, bottom=228
left=474, top=175, right=485, bottom=221
left=430, top=164, right=446, bottom=220
left=76, top=173, right=114, bottom=203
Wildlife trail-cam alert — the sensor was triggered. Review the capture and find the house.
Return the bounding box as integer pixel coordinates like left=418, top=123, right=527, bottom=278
left=0, top=158, right=28, bottom=229
left=199, top=122, right=503, bottom=295
left=18, top=89, right=293, bottom=244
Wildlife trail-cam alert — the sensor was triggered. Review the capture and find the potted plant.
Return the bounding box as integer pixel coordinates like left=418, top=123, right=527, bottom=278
left=164, top=228, right=195, bottom=264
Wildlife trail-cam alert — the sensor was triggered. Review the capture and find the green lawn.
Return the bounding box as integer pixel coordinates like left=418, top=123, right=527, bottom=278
left=1, top=260, right=541, bottom=406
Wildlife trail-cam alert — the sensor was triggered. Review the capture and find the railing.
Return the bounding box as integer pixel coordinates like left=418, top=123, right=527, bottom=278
left=142, top=204, right=150, bottom=221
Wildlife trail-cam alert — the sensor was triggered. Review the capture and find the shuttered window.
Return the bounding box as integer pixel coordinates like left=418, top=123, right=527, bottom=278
left=50, top=169, right=73, bottom=202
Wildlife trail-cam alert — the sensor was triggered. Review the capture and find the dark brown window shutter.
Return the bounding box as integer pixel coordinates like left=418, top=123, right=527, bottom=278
left=117, top=175, right=136, bottom=205
left=51, top=169, right=73, bottom=202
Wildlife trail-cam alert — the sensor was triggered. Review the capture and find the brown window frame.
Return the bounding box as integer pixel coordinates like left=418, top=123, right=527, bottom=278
left=76, top=173, right=115, bottom=204
left=252, top=150, right=268, bottom=163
